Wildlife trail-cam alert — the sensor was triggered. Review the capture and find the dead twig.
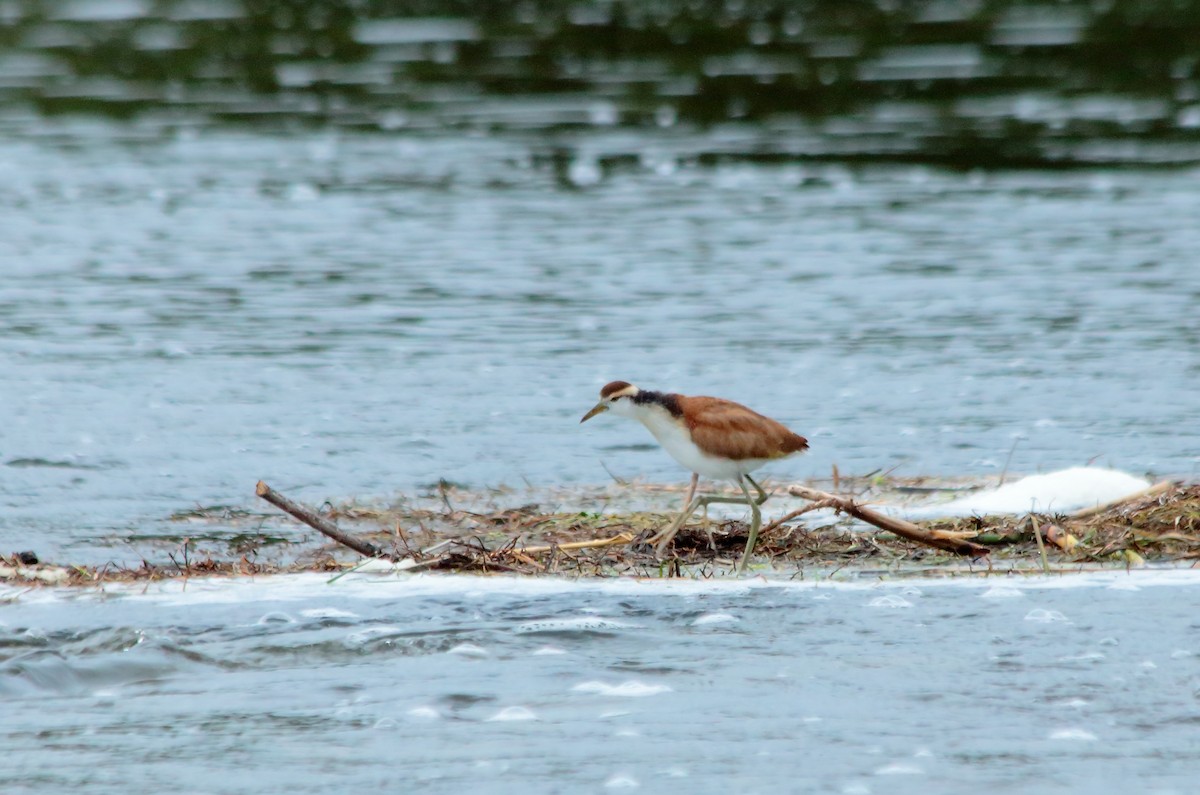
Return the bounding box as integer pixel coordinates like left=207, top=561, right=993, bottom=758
left=759, top=499, right=839, bottom=537
left=520, top=532, right=635, bottom=556
left=1068, top=480, right=1174, bottom=519
left=787, top=485, right=990, bottom=557
left=1030, top=514, right=1051, bottom=574
left=255, top=481, right=386, bottom=560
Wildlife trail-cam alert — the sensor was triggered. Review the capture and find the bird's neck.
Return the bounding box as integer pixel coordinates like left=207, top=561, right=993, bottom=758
left=622, top=392, right=687, bottom=446
left=629, top=390, right=683, bottom=418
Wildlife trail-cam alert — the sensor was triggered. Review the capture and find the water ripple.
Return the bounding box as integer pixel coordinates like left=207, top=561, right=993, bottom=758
left=572, top=680, right=673, bottom=697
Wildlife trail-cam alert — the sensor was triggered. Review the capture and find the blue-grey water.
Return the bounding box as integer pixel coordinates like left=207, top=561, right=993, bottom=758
left=4, top=134, right=1199, bottom=561
left=2, top=0, right=1200, bottom=561
left=2, top=3, right=1200, bottom=791
left=3, top=573, right=1199, bottom=794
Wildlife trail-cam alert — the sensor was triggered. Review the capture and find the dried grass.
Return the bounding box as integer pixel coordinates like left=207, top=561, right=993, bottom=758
left=5, top=482, right=1199, bottom=586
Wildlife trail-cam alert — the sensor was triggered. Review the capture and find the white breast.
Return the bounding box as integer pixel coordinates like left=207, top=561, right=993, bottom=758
left=633, top=404, right=770, bottom=481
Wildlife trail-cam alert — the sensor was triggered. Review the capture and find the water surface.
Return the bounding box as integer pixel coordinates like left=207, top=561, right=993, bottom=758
left=3, top=5, right=1199, bottom=793
left=3, top=572, right=1199, bottom=794
left=3, top=131, right=1198, bottom=560
left=3, top=1, right=1200, bottom=559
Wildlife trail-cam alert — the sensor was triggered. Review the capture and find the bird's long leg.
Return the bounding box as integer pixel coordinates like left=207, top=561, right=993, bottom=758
left=701, top=501, right=714, bottom=551
left=682, top=472, right=699, bottom=514
left=646, top=474, right=698, bottom=551
left=649, top=488, right=751, bottom=556
left=744, top=474, right=770, bottom=506
left=736, top=476, right=762, bottom=574
left=651, top=495, right=752, bottom=554
left=678, top=473, right=719, bottom=551
left=673, top=474, right=719, bottom=550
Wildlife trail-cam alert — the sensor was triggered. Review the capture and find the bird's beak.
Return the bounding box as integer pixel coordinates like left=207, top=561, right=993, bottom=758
left=580, top=402, right=608, bottom=423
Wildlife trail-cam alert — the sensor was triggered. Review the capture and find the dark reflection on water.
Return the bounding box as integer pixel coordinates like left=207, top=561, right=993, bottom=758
left=2, top=0, right=1199, bottom=165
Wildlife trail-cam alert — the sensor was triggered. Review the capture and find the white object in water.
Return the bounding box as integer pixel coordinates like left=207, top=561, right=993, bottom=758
left=906, top=467, right=1150, bottom=518
left=485, top=706, right=537, bottom=722
left=572, top=680, right=672, bottom=698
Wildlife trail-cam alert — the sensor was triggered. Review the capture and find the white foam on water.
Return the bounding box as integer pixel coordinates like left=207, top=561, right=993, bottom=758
left=485, top=706, right=537, bottom=722
left=572, top=681, right=672, bottom=697
left=867, top=595, right=913, bottom=609
left=980, top=586, right=1024, bottom=599
left=1025, top=608, right=1069, bottom=623
left=256, top=611, right=296, bottom=624
left=603, top=773, right=640, bottom=789
left=300, top=607, right=359, bottom=619
left=6, top=565, right=1200, bottom=608
left=513, top=617, right=641, bottom=634
left=405, top=706, right=440, bottom=720
left=1048, top=728, right=1098, bottom=741
left=447, top=643, right=489, bottom=657
left=874, top=762, right=924, bottom=775
left=473, top=760, right=511, bottom=773
left=532, top=645, right=567, bottom=656
left=690, top=612, right=738, bottom=626
left=904, top=467, right=1151, bottom=518
left=1059, top=652, right=1105, bottom=663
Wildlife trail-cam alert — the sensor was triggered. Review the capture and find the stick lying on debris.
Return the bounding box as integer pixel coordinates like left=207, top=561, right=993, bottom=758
left=255, top=481, right=386, bottom=560
left=256, top=481, right=638, bottom=566
left=519, top=532, right=635, bottom=556
left=1068, top=480, right=1173, bottom=519
left=256, top=478, right=990, bottom=568
left=786, top=484, right=991, bottom=558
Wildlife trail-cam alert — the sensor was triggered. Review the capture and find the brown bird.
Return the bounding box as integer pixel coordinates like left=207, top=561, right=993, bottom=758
left=580, top=380, right=808, bottom=572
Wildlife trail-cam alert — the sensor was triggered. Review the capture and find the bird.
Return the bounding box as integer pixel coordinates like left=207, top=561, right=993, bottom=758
left=580, top=380, right=808, bottom=572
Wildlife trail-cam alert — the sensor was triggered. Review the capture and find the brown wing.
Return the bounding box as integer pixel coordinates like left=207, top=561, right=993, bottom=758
left=679, top=395, right=809, bottom=461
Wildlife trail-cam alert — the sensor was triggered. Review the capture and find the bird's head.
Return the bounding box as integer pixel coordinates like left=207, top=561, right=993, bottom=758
left=580, top=380, right=640, bottom=423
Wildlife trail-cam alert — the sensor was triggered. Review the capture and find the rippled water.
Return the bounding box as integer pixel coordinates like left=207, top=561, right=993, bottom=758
left=2, top=2, right=1199, bottom=559
left=2, top=6, right=1200, bottom=788
left=3, top=129, right=1199, bottom=560
left=3, top=573, right=1199, bottom=793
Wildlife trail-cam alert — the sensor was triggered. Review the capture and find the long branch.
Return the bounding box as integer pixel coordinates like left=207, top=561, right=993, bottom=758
left=255, top=481, right=385, bottom=559
left=1068, top=480, right=1173, bottom=519
left=520, top=532, right=635, bottom=556
left=787, top=485, right=990, bottom=557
